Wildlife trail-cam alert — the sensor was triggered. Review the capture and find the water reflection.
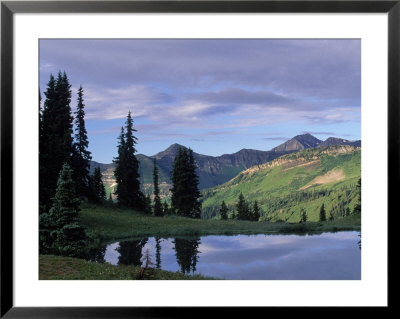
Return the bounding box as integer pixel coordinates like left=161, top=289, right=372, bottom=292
left=116, top=238, right=148, bottom=266
left=155, top=237, right=162, bottom=269
left=98, top=232, right=361, bottom=280
left=84, top=243, right=106, bottom=263
left=173, top=237, right=201, bottom=274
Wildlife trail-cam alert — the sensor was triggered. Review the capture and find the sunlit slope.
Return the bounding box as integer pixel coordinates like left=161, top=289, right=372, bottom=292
left=201, top=145, right=361, bottom=222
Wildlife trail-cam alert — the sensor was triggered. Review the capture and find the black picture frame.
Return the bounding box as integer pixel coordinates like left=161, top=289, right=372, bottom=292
left=1, top=0, right=396, bottom=317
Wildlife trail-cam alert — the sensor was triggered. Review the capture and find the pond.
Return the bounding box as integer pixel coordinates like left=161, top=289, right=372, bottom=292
left=88, top=231, right=361, bottom=280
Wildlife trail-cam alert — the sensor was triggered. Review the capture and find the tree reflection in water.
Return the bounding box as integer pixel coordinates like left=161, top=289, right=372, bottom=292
left=155, top=237, right=162, bottom=269
left=173, top=237, right=201, bottom=274
left=84, top=243, right=107, bottom=263
left=116, top=238, right=148, bottom=266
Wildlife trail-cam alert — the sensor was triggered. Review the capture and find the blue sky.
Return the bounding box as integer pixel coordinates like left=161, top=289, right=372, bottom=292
left=39, top=39, right=361, bottom=163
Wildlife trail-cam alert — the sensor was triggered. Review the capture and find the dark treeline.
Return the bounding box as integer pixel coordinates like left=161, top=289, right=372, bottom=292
left=202, top=184, right=360, bottom=221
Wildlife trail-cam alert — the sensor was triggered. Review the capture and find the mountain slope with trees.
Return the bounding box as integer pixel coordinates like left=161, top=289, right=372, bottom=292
left=201, top=145, right=361, bottom=222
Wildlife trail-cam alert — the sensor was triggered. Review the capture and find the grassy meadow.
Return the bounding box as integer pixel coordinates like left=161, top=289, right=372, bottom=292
left=39, top=255, right=215, bottom=280
left=79, top=202, right=360, bottom=243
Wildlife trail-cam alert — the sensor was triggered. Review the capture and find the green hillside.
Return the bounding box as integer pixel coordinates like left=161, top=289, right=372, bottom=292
left=201, top=145, right=361, bottom=222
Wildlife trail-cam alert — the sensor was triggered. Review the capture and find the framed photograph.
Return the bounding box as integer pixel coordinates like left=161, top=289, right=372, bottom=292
left=1, top=0, right=395, bottom=316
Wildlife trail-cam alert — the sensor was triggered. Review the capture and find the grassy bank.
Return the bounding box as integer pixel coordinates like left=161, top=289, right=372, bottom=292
left=39, top=255, right=214, bottom=280
left=80, top=203, right=360, bottom=242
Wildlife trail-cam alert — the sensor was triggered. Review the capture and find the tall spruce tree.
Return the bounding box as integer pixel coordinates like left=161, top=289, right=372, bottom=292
left=219, top=201, right=228, bottom=220
left=90, top=167, right=106, bottom=203
left=319, top=203, right=326, bottom=222
left=163, top=201, right=169, bottom=216
left=152, top=158, right=163, bottom=217
left=171, top=147, right=201, bottom=218
left=39, top=72, right=74, bottom=214
left=187, top=149, right=201, bottom=218
left=236, top=193, right=250, bottom=220
left=39, top=163, right=87, bottom=257
left=145, top=194, right=152, bottom=215
left=113, top=112, right=145, bottom=210
left=72, top=85, right=92, bottom=197
left=300, top=208, right=307, bottom=223
left=253, top=200, right=260, bottom=221
left=171, top=147, right=186, bottom=215
left=113, top=127, right=128, bottom=205
left=353, top=177, right=361, bottom=214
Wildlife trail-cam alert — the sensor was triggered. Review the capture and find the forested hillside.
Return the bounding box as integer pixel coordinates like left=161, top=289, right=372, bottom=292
left=201, top=145, right=361, bottom=222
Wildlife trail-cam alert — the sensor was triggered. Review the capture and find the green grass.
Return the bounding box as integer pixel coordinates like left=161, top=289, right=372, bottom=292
left=80, top=202, right=360, bottom=242
left=39, top=255, right=215, bottom=280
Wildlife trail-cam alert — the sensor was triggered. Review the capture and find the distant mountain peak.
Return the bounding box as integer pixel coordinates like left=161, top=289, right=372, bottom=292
left=318, top=137, right=361, bottom=148
left=153, top=143, right=187, bottom=159
left=271, top=133, right=321, bottom=152
left=165, top=143, right=186, bottom=151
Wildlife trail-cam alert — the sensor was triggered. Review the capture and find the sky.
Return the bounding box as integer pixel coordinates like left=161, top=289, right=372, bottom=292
left=39, top=39, right=361, bottom=163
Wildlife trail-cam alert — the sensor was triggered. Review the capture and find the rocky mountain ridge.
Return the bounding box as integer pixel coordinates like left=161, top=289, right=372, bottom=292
left=90, top=134, right=361, bottom=195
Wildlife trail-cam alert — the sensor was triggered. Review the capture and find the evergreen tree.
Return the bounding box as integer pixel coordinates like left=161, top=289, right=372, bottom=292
left=187, top=149, right=201, bottom=218
left=113, top=112, right=145, bottom=210
left=253, top=200, right=260, bottom=221
left=236, top=193, right=250, bottom=220
left=353, top=177, right=361, bottom=214
left=163, top=201, right=170, bottom=215
left=152, top=159, right=163, bottom=217
left=39, top=72, right=74, bottom=214
left=171, top=147, right=201, bottom=218
left=39, top=163, right=87, bottom=257
left=171, top=147, right=186, bottom=216
left=329, top=209, right=335, bottom=221
left=219, top=201, right=228, bottom=220
left=91, top=167, right=106, bottom=203
left=39, top=74, right=56, bottom=214
left=145, top=194, right=152, bottom=215
left=107, top=192, right=113, bottom=205
left=113, top=127, right=128, bottom=205
left=319, top=203, right=326, bottom=222
left=345, top=207, right=351, bottom=217
left=300, top=208, right=307, bottom=223
left=71, top=85, right=92, bottom=197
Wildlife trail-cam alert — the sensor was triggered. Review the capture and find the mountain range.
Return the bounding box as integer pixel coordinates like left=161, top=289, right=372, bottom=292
left=90, top=133, right=361, bottom=197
